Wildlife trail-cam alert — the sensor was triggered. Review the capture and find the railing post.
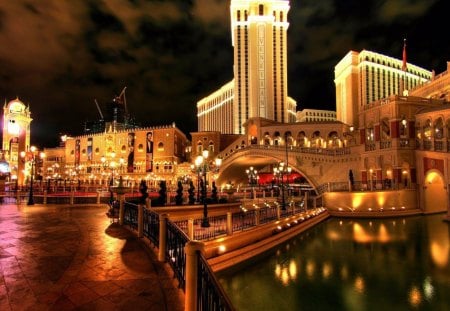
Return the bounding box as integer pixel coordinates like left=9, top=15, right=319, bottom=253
left=304, top=192, right=309, bottom=210
left=188, top=218, right=194, bottom=240
left=276, top=205, right=281, bottom=220
left=96, top=191, right=101, bottom=204
left=158, top=214, right=168, bottom=262
left=43, top=190, right=47, bottom=204
left=70, top=190, right=74, bottom=205
left=226, top=212, right=232, bottom=235
left=146, top=197, right=151, bottom=209
left=118, top=193, right=125, bottom=225
left=184, top=241, right=204, bottom=311
left=16, top=189, right=20, bottom=203
left=138, top=204, right=144, bottom=238
left=255, top=209, right=260, bottom=226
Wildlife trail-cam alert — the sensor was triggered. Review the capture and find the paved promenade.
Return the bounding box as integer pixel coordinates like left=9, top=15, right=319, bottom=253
left=0, top=203, right=184, bottom=310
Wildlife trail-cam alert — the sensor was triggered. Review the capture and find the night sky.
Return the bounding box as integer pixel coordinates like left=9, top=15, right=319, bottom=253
left=0, top=0, right=448, bottom=148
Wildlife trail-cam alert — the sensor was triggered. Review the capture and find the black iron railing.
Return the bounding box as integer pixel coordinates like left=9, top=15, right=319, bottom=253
left=166, top=220, right=189, bottom=289
left=232, top=210, right=256, bottom=232
left=124, top=202, right=138, bottom=230
left=143, top=208, right=160, bottom=246
left=197, top=253, right=235, bottom=311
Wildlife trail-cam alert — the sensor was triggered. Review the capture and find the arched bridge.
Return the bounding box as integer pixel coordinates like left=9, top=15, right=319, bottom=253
left=216, top=144, right=360, bottom=192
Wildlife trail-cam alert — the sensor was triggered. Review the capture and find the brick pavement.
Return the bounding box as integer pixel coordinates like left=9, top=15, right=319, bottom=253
left=0, top=203, right=184, bottom=311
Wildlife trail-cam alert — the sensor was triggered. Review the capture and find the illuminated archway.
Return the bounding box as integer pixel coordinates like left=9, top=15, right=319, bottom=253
left=423, top=170, right=447, bottom=213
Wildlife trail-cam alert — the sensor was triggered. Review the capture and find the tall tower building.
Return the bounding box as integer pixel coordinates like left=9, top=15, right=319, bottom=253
left=197, top=0, right=296, bottom=135
left=334, top=50, right=432, bottom=128
left=2, top=98, right=32, bottom=183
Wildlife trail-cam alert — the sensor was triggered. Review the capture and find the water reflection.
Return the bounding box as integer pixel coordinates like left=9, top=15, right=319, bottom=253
left=219, top=214, right=450, bottom=311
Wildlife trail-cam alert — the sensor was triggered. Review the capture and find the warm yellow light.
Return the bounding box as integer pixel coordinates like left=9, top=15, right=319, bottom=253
left=408, top=285, right=422, bottom=307
left=322, top=262, right=332, bottom=279
left=218, top=245, right=226, bottom=254
left=354, top=276, right=365, bottom=293
left=289, top=260, right=297, bottom=280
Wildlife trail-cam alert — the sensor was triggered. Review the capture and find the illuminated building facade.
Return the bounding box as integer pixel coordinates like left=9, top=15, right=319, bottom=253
left=296, top=109, right=336, bottom=123
left=2, top=98, right=32, bottom=184
left=52, top=124, right=188, bottom=188
left=197, top=0, right=297, bottom=135
left=334, top=50, right=432, bottom=128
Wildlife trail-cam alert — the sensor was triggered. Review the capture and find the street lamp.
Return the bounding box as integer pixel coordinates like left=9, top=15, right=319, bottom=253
left=194, top=150, right=221, bottom=227
left=20, top=146, right=45, bottom=205
left=190, top=163, right=201, bottom=203
left=245, top=166, right=258, bottom=198
left=273, top=162, right=291, bottom=210
left=101, top=152, right=117, bottom=203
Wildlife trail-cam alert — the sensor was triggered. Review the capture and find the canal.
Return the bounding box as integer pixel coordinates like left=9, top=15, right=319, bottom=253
left=217, top=213, right=450, bottom=311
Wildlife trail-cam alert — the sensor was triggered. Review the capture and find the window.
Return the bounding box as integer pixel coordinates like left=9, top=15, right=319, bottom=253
left=158, top=142, right=164, bottom=151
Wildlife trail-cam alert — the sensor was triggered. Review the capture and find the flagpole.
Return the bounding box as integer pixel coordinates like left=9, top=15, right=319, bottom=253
left=402, top=38, right=407, bottom=95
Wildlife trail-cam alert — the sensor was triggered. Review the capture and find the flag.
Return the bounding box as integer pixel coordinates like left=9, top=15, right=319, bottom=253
left=402, top=39, right=407, bottom=71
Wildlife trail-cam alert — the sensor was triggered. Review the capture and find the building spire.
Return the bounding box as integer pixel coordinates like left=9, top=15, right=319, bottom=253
left=402, top=38, right=407, bottom=71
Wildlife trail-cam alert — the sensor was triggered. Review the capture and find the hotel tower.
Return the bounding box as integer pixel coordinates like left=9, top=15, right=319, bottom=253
left=334, top=49, right=432, bottom=128
left=197, top=0, right=297, bottom=135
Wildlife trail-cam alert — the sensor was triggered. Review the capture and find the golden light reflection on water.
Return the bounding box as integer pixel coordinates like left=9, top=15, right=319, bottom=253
left=408, top=285, right=422, bottom=307
left=289, top=260, right=297, bottom=279
left=378, top=224, right=389, bottom=243
left=306, top=260, right=315, bottom=279
left=322, top=262, right=332, bottom=279
left=274, top=260, right=298, bottom=286
left=354, top=275, right=365, bottom=294
left=352, top=222, right=392, bottom=244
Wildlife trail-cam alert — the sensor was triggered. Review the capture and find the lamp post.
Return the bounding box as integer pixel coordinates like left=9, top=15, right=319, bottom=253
left=190, top=163, right=201, bottom=203
left=194, top=150, right=221, bottom=227
left=101, top=152, right=117, bottom=203
left=245, top=166, right=258, bottom=198
left=20, top=146, right=45, bottom=205
left=273, top=162, right=291, bottom=210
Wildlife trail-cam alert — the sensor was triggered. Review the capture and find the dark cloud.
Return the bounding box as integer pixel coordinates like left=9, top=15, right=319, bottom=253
left=0, top=0, right=447, bottom=148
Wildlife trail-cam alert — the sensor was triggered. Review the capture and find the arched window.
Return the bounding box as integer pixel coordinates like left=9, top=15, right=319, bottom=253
left=423, top=119, right=432, bottom=140
left=263, top=132, right=270, bottom=145
left=327, top=131, right=339, bottom=148
left=434, top=117, right=444, bottom=139
left=381, top=118, right=390, bottom=140
left=274, top=132, right=281, bottom=146
left=196, top=141, right=203, bottom=153
left=284, top=131, right=292, bottom=146
left=297, top=131, right=306, bottom=147
left=259, top=4, right=264, bottom=15
left=311, top=131, right=321, bottom=147
left=158, top=142, right=164, bottom=151
left=400, top=117, right=408, bottom=137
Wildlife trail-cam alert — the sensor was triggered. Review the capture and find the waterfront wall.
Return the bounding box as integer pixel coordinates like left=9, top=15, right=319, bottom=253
left=324, top=190, right=418, bottom=212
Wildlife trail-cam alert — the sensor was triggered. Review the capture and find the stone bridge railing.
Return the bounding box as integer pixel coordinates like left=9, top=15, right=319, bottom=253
left=218, top=144, right=361, bottom=190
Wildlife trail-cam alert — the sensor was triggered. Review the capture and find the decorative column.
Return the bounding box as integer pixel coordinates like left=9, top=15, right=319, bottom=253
left=158, top=214, right=168, bottom=262
left=188, top=218, right=194, bottom=240
left=110, top=176, right=129, bottom=226
left=226, top=212, right=232, bottom=235
left=184, top=241, right=204, bottom=311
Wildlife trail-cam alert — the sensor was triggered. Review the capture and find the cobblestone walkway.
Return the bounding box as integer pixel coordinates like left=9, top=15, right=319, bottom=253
left=0, top=204, right=184, bottom=310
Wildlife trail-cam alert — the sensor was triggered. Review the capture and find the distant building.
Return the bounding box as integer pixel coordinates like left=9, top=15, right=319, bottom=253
left=197, top=0, right=297, bottom=135
left=334, top=49, right=432, bottom=128
left=57, top=123, right=188, bottom=188
left=296, top=109, right=336, bottom=122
